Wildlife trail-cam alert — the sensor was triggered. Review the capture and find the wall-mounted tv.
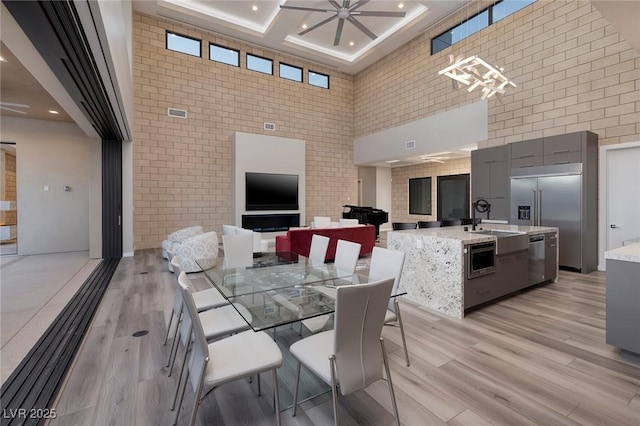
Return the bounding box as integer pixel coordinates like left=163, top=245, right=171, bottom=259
left=246, top=172, right=299, bottom=211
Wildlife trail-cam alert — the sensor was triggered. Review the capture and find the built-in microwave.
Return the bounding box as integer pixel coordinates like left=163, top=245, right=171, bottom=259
left=466, top=241, right=496, bottom=280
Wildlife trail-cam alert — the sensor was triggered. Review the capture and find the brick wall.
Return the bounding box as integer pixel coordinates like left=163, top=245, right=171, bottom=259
left=133, top=13, right=355, bottom=249
left=355, top=0, right=639, bottom=219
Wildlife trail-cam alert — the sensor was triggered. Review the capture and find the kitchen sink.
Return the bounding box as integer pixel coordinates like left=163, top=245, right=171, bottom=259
left=472, top=229, right=528, bottom=254
left=472, top=229, right=525, bottom=237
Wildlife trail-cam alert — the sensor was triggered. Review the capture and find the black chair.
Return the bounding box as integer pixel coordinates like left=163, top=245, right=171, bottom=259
left=392, top=222, right=417, bottom=230
left=417, top=221, right=441, bottom=228
left=441, top=219, right=462, bottom=227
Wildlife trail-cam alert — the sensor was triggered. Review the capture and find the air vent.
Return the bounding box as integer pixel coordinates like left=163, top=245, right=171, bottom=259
left=264, top=122, right=276, bottom=131
left=405, top=140, right=416, bottom=150
left=168, top=108, right=187, bottom=119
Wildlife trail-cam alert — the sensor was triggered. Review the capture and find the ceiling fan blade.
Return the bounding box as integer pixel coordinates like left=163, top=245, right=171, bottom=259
left=0, top=106, right=28, bottom=114
left=299, top=14, right=338, bottom=36
left=280, top=5, right=333, bottom=12
left=0, top=101, right=30, bottom=108
left=349, top=0, right=369, bottom=11
left=347, top=16, right=377, bottom=40
left=344, top=0, right=351, bottom=8
left=328, top=0, right=342, bottom=9
left=334, top=18, right=345, bottom=46
left=351, top=11, right=406, bottom=17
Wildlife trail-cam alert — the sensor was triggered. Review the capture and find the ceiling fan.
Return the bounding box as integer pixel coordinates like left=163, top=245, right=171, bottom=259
left=0, top=101, right=29, bottom=115
left=280, top=1, right=406, bottom=46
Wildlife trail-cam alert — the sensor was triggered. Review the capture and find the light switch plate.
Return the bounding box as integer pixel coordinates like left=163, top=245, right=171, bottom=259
left=44, top=185, right=49, bottom=191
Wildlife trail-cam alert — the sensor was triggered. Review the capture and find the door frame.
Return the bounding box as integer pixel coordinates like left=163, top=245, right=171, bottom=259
left=598, top=140, right=640, bottom=271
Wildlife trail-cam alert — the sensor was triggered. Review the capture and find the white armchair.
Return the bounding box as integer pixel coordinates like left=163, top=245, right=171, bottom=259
left=162, top=225, right=204, bottom=259
left=173, top=231, right=219, bottom=273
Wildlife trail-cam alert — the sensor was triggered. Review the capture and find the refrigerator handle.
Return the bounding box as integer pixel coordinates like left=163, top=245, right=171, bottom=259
left=537, top=189, right=542, bottom=226
left=532, top=189, right=537, bottom=226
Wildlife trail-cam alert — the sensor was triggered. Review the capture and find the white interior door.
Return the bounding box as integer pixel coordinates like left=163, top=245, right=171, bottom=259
left=607, top=146, right=640, bottom=250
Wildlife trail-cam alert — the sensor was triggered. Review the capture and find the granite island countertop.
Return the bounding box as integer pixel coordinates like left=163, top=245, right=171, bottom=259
left=387, top=224, right=558, bottom=318
left=604, top=243, right=640, bottom=263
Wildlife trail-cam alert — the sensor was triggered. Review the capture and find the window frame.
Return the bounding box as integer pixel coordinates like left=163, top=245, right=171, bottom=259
left=279, top=62, right=303, bottom=83
left=246, top=53, right=274, bottom=75
left=408, top=177, right=433, bottom=215
left=209, top=42, right=240, bottom=67
left=308, top=70, right=330, bottom=89
left=165, top=30, right=202, bottom=57
left=431, top=0, right=535, bottom=55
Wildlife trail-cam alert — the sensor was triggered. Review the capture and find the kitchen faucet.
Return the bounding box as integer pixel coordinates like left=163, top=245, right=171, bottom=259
left=472, top=199, right=491, bottom=230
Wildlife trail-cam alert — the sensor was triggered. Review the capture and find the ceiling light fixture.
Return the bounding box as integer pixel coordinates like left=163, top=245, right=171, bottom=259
left=252, top=5, right=258, bottom=11
left=438, top=54, right=516, bottom=100
left=398, top=3, right=404, bottom=9
left=386, top=160, right=400, bottom=163
left=48, top=110, right=60, bottom=114
left=349, top=41, right=354, bottom=46
left=0, top=56, right=7, bottom=62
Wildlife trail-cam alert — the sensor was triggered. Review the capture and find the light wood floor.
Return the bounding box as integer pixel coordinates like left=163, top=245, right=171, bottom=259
left=50, top=249, right=640, bottom=425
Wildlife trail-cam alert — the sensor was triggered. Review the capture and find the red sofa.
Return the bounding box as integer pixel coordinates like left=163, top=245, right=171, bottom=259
left=275, top=225, right=376, bottom=261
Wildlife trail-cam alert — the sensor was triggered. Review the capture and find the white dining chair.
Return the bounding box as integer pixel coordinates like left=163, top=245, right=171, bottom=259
left=172, top=285, right=283, bottom=426
left=312, top=216, right=331, bottom=228
left=333, top=239, right=361, bottom=273
left=368, top=246, right=410, bottom=366
left=167, top=272, right=251, bottom=380
left=301, top=239, right=361, bottom=334
left=309, top=234, right=330, bottom=263
left=164, top=257, right=229, bottom=348
left=290, top=278, right=400, bottom=426
left=222, top=233, right=253, bottom=268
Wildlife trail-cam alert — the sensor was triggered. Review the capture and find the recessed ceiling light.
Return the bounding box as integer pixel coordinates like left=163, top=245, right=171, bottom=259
left=0, top=56, right=7, bottom=62
left=252, top=5, right=258, bottom=11
left=459, top=145, right=478, bottom=152
left=302, top=24, right=308, bottom=29
left=48, top=110, right=59, bottom=114
left=398, top=3, right=404, bottom=9
left=349, top=41, right=354, bottom=46
left=423, top=151, right=452, bottom=157
left=386, top=160, right=400, bottom=163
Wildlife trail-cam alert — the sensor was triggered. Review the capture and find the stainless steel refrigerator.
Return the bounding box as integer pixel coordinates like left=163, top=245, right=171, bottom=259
left=510, top=164, right=582, bottom=271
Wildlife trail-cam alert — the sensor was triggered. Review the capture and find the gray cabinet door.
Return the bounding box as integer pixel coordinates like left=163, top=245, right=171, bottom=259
left=543, top=151, right=581, bottom=166
left=490, top=161, right=509, bottom=198
left=512, top=156, right=544, bottom=168
left=471, top=160, right=491, bottom=199
left=511, top=138, right=543, bottom=159
left=543, top=133, right=582, bottom=155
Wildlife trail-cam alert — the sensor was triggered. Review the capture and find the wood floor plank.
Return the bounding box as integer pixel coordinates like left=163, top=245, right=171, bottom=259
left=50, top=249, right=640, bottom=426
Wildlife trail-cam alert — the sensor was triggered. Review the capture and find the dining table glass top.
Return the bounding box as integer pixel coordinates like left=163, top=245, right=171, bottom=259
left=195, top=252, right=363, bottom=331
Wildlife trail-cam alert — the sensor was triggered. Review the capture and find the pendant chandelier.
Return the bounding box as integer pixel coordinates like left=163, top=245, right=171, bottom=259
left=438, top=54, right=517, bottom=100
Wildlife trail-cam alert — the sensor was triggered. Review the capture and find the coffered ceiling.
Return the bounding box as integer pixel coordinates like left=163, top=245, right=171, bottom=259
left=133, top=0, right=468, bottom=73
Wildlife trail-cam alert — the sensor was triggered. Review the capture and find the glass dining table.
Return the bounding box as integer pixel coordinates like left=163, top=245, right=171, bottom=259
left=195, top=252, right=358, bottom=332
left=195, top=251, right=405, bottom=410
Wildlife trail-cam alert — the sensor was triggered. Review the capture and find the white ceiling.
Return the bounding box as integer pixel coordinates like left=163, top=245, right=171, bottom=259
left=133, top=0, right=468, bottom=74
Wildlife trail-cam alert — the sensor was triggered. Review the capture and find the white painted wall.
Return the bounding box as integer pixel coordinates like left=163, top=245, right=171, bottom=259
left=376, top=167, right=393, bottom=230
left=1, top=117, right=98, bottom=255
left=233, top=132, right=306, bottom=227
left=354, top=101, right=488, bottom=165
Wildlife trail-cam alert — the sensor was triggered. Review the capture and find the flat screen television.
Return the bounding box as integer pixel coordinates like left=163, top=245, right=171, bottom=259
left=245, top=172, right=299, bottom=211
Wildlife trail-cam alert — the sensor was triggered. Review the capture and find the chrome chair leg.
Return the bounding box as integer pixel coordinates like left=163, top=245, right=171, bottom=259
left=292, top=361, right=301, bottom=416
left=395, top=299, right=410, bottom=367
left=329, top=355, right=339, bottom=426
left=380, top=338, right=400, bottom=426
left=257, top=373, right=261, bottom=396
left=163, top=313, right=175, bottom=346
left=273, top=369, right=282, bottom=426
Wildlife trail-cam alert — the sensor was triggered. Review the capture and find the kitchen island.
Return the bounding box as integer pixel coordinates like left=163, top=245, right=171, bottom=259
left=605, top=243, right=640, bottom=354
left=387, top=224, right=558, bottom=319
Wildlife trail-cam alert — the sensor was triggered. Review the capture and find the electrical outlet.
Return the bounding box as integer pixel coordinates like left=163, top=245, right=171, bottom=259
left=416, top=239, right=422, bottom=249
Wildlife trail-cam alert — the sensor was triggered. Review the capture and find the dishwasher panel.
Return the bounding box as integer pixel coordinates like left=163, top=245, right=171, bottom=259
left=528, top=234, right=546, bottom=285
